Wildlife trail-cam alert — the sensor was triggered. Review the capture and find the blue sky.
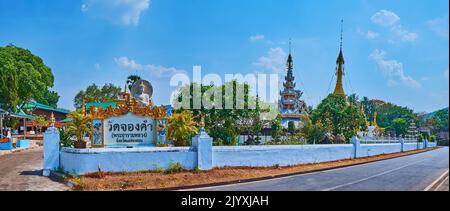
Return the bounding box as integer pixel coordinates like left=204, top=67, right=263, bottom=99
left=0, top=0, right=448, bottom=113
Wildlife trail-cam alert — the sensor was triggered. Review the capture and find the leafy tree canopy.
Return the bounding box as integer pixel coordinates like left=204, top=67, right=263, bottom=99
left=172, top=81, right=272, bottom=146
left=310, top=94, right=367, bottom=142
left=74, top=83, right=122, bottom=109
left=360, top=97, right=416, bottom=129
left=0, top=45, right=58, bottom=111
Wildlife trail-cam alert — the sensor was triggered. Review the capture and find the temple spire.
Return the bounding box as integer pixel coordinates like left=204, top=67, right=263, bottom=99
left=333, top=19, right=345, bottom=96
left=284, top=39, right=295, bottom=91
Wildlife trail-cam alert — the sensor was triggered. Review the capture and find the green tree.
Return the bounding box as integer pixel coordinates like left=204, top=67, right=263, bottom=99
left=270, top=115, right=283, bottom=142
left=288, top=121, right=296, bottom=135
left=310, top=94, right=367, bottom=143
left=167, top=111, right=198, bottom=146
left=300, top=115, right=326, bottom=144
left=74, top=83, right=122, bottom=109
left=0, top=45, right=58, bottom=111
left=390, top=118, right=408, bottom=137
left=67, top=110, right=92, bottom=147
left=172, top=81, right=270, bottom=146
left=32, top=115, right=48, bottom=134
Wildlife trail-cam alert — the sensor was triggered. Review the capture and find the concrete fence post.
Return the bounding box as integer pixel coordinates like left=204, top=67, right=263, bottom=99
left=351, top=136, right=360, bottom=159
left=192, top=128, right=213, bottom=171
left=43, top=126, right=60, bottom=176
left=400, top=138, right=405, bottom=152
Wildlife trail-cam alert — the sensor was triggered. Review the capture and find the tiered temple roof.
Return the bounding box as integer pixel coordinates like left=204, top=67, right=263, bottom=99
left=278, top=42, right=307, bottom=126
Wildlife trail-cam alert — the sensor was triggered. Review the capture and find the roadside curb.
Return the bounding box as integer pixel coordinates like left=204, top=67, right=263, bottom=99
left=49, top=171, right=76, bottom=190
left=424, top=169, right=449, bottom=191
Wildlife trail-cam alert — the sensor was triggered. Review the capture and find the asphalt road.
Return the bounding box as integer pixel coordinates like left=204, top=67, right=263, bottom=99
left=0, top=148, right=68, bottom=191
left=187, top=147, right=449, bottom=191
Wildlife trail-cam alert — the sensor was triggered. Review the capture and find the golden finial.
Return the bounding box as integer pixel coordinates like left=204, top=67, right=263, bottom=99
left=50, top=112, right=55, bottom=127
left=199, top=114, right=205, bottom=129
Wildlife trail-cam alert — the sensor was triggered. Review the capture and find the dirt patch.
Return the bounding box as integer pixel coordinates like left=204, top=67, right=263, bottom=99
left=68, top=148, right=433, bottom=191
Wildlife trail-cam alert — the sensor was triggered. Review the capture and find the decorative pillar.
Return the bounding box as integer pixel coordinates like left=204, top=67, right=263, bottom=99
left=192, top=117, right=213, bottom=171
left=351, top=136, right=360, bottom=159
left=43, top=117, right=60, bottom=177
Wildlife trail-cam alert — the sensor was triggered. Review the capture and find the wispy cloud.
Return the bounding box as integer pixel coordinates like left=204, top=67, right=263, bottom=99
left=371, top=10, right=400, bottom=27
left=369, top=49, right=421, bottom=88
left=115, top=56, right=142, bottom=70
left=115, top=56, right=185, bottom=78
left=250, top=34, right=265, bottom=42
left=366, top=30, right=380, bottom=40
left=94, top=63, right=101, bottom=70
left=427, top=16, right=449, bottom=39
left=370, top=9, right=417, bottom=42
left=81, top=0, right=150, bottom=26
left=253, top=47, right=287, bottom=74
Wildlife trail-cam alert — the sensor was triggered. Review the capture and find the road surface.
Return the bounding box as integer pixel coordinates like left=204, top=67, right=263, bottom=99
left=186, top=147, right=449, bottom=191
left=0, top=148, right=68, bottom=191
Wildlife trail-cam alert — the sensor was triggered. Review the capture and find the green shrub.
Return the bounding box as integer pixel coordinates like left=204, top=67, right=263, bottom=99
left=165, top=162, right=185, bottom=174
left=59, top=127, right=74, bottom=148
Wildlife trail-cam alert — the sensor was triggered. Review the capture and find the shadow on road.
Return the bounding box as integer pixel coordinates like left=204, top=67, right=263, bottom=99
left=20, top=170, right=43, bottom=176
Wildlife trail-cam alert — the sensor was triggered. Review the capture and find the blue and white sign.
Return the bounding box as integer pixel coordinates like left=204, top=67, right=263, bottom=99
left=104, top=113, right=156, bottom=147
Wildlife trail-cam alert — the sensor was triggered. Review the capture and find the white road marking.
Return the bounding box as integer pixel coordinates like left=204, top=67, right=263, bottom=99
left=321, top=159, right=428, bottom=191
left=181, top=150, right=436, bottom=191
left=424, top=169, right=449, bottom=191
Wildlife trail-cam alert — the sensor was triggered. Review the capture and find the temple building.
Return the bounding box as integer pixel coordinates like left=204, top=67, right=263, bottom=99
left=278, top=43, right=307, bottom=128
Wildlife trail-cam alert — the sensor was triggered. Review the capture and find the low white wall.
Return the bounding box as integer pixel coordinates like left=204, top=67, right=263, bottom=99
left=357, top=143, right=402, bottom=158
left=213, top=145, right=354, bottom=168
left=56, top=138, right=437, bottom=175
left=60, top=147, right=197, bottom=175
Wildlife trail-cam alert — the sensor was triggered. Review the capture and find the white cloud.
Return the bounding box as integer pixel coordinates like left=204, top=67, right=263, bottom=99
left=391, top=25, right=418, bottom=42
left=253, top=47, right=287, bottom=74
left=114, top=56, right=185, bottom=78
left=115, top=57, right=142, bottom=70
left=370, top=10, right=417, bottom=43
left=94, top=63, right=101, bottom=70
left=81, top=0, right=150, bottom=26
left=427, top=16, right=449, bottom=39
left=371, top=10, right=400, bottom=27
left=369, top=49, right=421, bottom=88
left=144, top=64, right=186, bottom=78
left=366, top=31, right=380, bottom=40
left=250, top=34, right=265, bottom=42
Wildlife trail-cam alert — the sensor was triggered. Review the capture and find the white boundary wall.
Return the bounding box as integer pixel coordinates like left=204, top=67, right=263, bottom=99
left=47, top=133, right=437, bottom=175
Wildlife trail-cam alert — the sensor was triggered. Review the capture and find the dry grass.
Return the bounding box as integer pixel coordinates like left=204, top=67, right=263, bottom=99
left=69, top=148, right=432, bottom=191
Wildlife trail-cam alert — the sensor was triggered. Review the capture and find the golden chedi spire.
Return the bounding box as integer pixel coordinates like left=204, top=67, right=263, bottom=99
left=372, top=112, right=378, bottom=127
left=333, top=19, right=345, bottom=96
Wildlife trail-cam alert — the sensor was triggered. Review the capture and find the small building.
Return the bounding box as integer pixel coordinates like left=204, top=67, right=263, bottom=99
left=19, top=100, right=70, bottom=134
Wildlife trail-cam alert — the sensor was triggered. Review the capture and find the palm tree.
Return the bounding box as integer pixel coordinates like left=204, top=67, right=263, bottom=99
left=167, top=111, right=198, bottom=146
left=67, top=110, right=92, bottom=148
left=33, top=115, right=48, bottom=134
left=126, top=75, right=142, bottom=91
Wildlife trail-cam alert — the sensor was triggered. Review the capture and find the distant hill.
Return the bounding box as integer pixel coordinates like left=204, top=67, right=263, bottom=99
left=425, top=107, right=449, bottom=119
